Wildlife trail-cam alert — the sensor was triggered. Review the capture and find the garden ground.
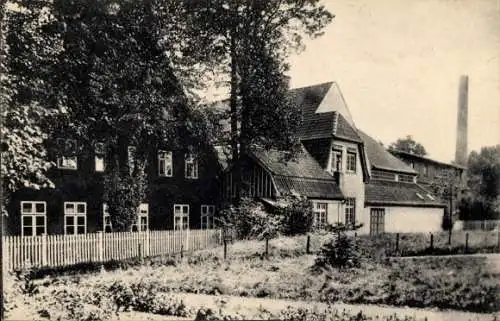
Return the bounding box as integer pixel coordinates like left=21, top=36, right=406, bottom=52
left=4, top=233, right=500, bottom=320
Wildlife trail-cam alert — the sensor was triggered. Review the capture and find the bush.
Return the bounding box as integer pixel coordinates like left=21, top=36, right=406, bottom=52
left=314, top=231, right=361, bottom=271
left=277, top=195, right=314, bottom=236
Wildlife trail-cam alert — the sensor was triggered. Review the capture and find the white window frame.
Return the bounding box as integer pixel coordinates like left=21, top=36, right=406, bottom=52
left=346, top=150, right=357, bottom=173
left=158, top=150, right=173, bottom=177
left=20, top=201, right=47, bottom=236
left=64, top=202, right=87, bottom=235
left=330, top=145, right=343, bottom=173
left=174, top=204, right=189, bottom=230
left=344, top=198, right=356, bottom=225
left=185, top=153, right=198, bottom=179
left=131, top=203, right=149, bottom=232
left=102, top=203, right=113, bottom=232
left=57, top=138, right=78, bottom=170
left=313, top=202, right=328, bottom=228
left=201, top=205, right=215, bottom=229
left=95, top=142, right=105, bottom=172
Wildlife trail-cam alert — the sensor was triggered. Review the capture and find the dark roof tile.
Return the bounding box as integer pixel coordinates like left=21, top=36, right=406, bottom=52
left=365, top=180, right=445, bottom=207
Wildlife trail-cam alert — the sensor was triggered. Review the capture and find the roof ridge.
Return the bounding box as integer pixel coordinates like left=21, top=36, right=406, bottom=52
left=289, top=81, right=334, bottom=91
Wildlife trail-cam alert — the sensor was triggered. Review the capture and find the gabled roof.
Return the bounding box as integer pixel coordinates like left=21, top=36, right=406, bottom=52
left=357, top=130, right=417, bottom=175
left=389, top=149, right=467, bottom=170
left=248, top=146, right=343, bottom=199
left=249, top=146, right=335, bottom=180
left=365, top=180, right=445, bottom=207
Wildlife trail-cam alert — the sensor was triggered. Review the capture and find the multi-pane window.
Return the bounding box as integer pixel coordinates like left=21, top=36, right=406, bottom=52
left=371, top=170, right=396, bottom=181
left=313, top=202, right=328, bottom=228
left=344, top=198, right=356, bottom=225
left=201, top=205, right=215, bottom=229
left=174, top=204, right=189, bottom=230
left=185, top=153, right=198, bottom=179
left=423, top=164, right=429, bottom=176
left=399, top=174, right=415, bottom=183
left=331, top=145, right=343, bottom=172
left=64, top=202, right=87, bottom=235
left=158, top=150, right=173, bottom=177
left=370, top=208, right=385, bottom=236
left=131, top=203, right=149, bottom=232
left=102, top=203, right=112, bottom=232
left=128, top=146, right=136, bottom=173
left=346, top=149, right=357, bottom=173
left=21, top=201, right=46, bottom=236
left=95, top=142, right=105, bottom=172
left=57, top=138, right=78, bottom=170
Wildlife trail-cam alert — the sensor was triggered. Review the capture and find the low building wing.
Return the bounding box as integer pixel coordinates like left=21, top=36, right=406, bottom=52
left=365, top=180, right=445, bottom=207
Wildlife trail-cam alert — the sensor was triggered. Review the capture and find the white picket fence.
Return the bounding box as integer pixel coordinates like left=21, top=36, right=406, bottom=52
left=2, top=229, right=222, bottom=272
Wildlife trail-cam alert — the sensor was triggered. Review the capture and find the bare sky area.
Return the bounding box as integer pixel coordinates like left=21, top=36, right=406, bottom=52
left=288, top=0, right=500, bottom=163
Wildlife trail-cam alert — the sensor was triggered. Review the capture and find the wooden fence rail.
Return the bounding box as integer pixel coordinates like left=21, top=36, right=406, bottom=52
left=458, top=220, right=500, bottom=231
left=2, top=229, right=222, bottom=272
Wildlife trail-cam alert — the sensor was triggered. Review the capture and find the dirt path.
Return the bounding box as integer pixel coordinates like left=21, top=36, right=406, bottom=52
left=117, top=293, right=498, bottom=321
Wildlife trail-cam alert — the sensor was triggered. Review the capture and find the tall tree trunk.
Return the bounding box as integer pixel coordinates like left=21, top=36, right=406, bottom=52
left=229, top=12, right=240, bottom=204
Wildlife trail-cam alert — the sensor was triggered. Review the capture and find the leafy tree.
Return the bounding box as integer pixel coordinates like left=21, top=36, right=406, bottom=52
left=4, top=0, right=217, bottom=230
left=389, top=135, right=427, bottom=156
left=1, top=0, right=62, bottom=215
left=429, top=168, right=463, bottom=230
left=184, top=0, right=333, bottom=201
left=459, top=145, right=500, bottom=220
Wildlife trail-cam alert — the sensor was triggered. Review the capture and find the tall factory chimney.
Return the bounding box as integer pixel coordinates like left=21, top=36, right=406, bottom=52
left=455, top=75, right=468, bottom=166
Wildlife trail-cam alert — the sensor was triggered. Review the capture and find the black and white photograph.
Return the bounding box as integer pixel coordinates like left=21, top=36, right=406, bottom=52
left=0, top=0, right=499, bottom=320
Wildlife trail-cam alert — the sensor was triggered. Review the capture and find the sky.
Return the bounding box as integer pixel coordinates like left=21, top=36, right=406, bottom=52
left=287, top=0, right=500, bottom=163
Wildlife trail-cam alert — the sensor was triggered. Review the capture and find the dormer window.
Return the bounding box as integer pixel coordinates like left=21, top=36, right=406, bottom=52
left=346, top=148, right=357, bottom=173
left=331, top=145, right=343, bottom=172
left=57, top=138, right=78, bottom=170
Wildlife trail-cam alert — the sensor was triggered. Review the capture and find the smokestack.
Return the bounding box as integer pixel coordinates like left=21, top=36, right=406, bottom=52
left=455, top=75, right=468, bottom=166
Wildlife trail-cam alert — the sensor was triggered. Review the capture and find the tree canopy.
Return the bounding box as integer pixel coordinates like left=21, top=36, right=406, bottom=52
left=459, top=145, right=500, bottom=220
left=389, top=135, right=427, bottom=156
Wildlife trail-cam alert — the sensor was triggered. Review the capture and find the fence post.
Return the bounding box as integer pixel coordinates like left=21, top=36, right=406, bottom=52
left=265, top=237, right=269, bottom=258
left=223, top=239, right=227, bottom=260
left=186, top=228, right=190, bottom=252
left=448, top=229, right=452, bottom=245
left=497, top=229, right=500, bottom=253
left=429, top=233, right=434, bottom=250
left=306, top=235, right=311, bottom=254
left=41, top=233, right=47, bottom=267
left=97, top=231, right=104, bottom=271
left=395, top=233, right=400, bottom=252
left=465, top=232, right=469, bottom=253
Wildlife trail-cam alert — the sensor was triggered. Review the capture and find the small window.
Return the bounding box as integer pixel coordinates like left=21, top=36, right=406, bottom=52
left=64, top=202, right=87, bottom=235
left=185, top=153, right=198, bottom=179
left=201, top=205, right=215, bottom=229
left=95, top=142, right=105, bottom=172
left=399, top=174, right=415, bottom=183
left=330, top=145, right=343, bottom=173
left=427, top=194, right=435, bottom=201
left=344, top=198, right=356, bottom=225
left=131, top=203, right=149, bottom=232
left=174, top=204, right=189, bottom=230
left=423, top=164, right=429, bottom=176
left=21, top=201, right=47, bottom=236
left=416, top=193, right=424, bottom=200
left=158, top=150, right=173, bottom=177
left=57, top=139, right=78, bottom=170
left=313, top=202, right=328, bottom=228
left=346, top=151, right=357, bottom=173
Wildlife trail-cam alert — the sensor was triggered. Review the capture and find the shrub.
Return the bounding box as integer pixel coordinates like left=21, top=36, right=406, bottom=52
left=314, top=230, right=361, bottom=271
left=278, top=195, right=314, bottom=236
left=13, top=264, right=39, bottom=296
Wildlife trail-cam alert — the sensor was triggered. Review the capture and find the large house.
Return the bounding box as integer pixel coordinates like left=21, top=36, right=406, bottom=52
left=6, top=136, right=222, bottom=236
left=8, top=80, right=452, bottom=237
left=222, top=81, right=446, bottom=235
